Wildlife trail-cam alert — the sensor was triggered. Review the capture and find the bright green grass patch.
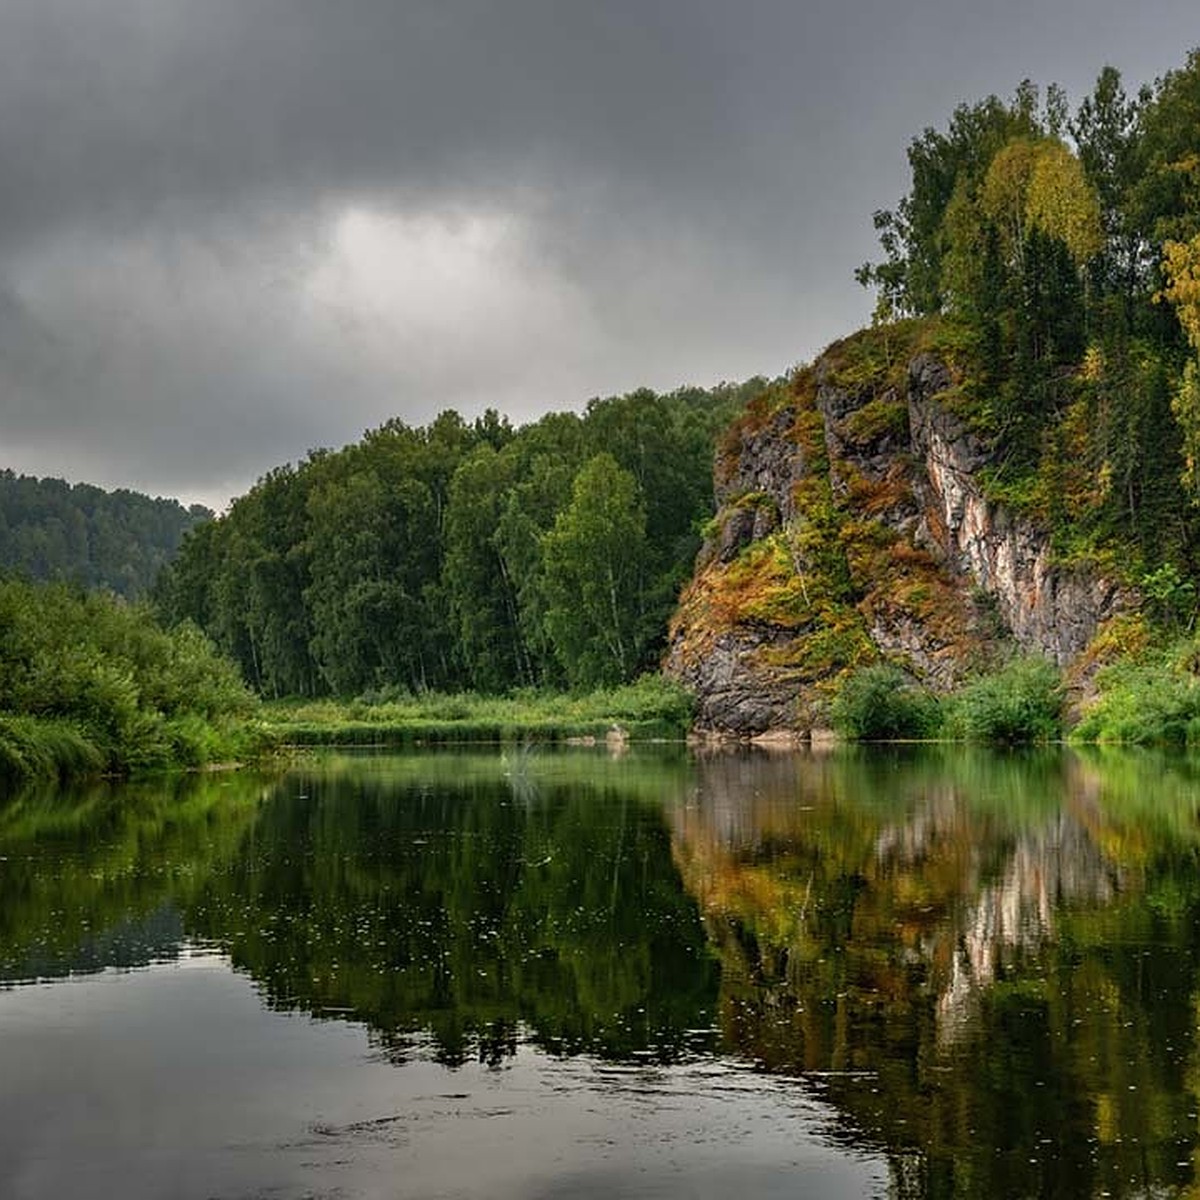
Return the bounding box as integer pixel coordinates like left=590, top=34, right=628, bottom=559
left=263, top=675, right=697, bottom=746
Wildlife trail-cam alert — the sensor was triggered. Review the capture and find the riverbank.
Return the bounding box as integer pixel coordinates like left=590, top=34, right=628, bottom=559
left=259, top=676, right=696, bottom=747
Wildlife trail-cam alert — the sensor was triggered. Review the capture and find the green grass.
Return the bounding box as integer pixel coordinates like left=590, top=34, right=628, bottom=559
left=0, top=715, right=107, bottom=782
left=0, top=710, right=277, bottom=785
left=261, top=675, right=697, bottom=746
left=831, top=657, right=1072, bottom=745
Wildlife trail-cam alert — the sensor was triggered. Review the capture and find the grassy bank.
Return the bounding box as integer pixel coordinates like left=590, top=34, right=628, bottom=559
left=260, top=675, right=697, bottom=746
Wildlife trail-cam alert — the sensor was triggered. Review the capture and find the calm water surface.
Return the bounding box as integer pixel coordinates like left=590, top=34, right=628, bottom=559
left=1, top=746, right=1198, bottom=1198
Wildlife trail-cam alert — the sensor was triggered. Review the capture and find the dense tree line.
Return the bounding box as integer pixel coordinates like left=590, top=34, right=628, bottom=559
left=156, top=382, right=765, bottom=697
left=0, top=470, right=211, bottom=598
left=858, top=49, right=1200, bottom=574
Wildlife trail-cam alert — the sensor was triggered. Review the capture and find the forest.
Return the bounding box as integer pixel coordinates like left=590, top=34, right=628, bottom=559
left=0, top=470, right=211, bottom=598
left=154, top=381, right=765, bottom=698
left=857, top=50, right=1200, bottom=571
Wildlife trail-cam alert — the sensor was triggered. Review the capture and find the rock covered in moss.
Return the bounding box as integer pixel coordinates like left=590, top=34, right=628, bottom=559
left=665, top=326, right=1129, bottom=736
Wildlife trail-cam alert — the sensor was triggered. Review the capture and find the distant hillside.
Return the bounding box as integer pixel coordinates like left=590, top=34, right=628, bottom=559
left=0, top=470, right=211, bottom=598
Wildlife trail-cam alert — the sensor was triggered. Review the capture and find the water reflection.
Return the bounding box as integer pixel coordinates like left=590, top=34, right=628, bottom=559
left=2, top=747, right=1200, bottom=1198
left=671, top=748, right=1200, bottom=1198
left=185, top=755, right=718, bottom=1065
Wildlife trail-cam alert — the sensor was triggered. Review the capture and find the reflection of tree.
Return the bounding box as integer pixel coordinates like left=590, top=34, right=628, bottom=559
left=669, top=747, right=1200, bottom=1199
left=0, top=751, right=717, bottom=1066
left=185, top=766, right=718, bottom=1066
left=0, top=773, right=265, bottom=981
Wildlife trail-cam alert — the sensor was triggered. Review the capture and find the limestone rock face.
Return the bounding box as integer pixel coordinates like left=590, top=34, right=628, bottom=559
left=715, top=405, right=806, bottom=519
left=907, top=354, right=1131, bottom=665
left=665, top=340, right=1131, bottom=736
left=665, top=626, right=812, bottom=733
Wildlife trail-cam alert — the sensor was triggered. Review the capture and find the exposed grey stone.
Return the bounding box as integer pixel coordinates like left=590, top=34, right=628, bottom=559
left=908, top=356, right=1133, bottom=664
left=715, top=406, right=806, bottom=522
left=665, top=348, right=1134, bottom=734
left=751, top=502, right=780, bottom=541
left=717, top=506, right=757, bottom=563
left=664, top=626, right=807, bottom=734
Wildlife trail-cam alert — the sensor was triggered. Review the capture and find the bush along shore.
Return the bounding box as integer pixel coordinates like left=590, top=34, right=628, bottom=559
left=829, top=629, right=1200, bottom=747
left=830, top=657, right=1066, bottom=745
left=0, top=579, right=272, bottom=785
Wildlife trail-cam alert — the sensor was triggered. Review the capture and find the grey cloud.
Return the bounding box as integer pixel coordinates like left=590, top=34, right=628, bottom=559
left=0, top=0, right=1197, bottom=503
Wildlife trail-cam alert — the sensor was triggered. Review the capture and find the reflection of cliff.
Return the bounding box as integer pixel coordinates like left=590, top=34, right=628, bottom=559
left=932, top=814, right=1119, bottom=1041
left=668, top=748, right=1200, bottom=1200
left=673, top=751, right=1125, bottom=1044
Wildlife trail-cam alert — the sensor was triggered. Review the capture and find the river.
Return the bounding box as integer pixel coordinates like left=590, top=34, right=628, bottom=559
left=1, top=746, right=1197, bottom=1198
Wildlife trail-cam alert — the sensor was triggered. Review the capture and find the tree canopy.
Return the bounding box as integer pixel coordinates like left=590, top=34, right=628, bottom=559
left=859, top=49, right=1200, bottom=574
left=156, top=380, right=767, bottom=696
left=0, top=470, right=210, bottom=598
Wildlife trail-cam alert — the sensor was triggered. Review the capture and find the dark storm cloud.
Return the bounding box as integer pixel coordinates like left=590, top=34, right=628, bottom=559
left=0, top=0, right=1197, bottom=504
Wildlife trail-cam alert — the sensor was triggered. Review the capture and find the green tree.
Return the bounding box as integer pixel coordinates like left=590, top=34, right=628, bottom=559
left=541, top=455, right=651, bottom=687
left=858, top=87, right=1046, bottom=315
left=1070, top=65, right=1151, bottom=328
left=443, top=446, right=530, bottom=691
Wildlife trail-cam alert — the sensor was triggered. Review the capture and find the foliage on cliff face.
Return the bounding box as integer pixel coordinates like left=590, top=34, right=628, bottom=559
left=672, top=372, right=868, bottom=695
left=859, top=49, right=1200, bottom=588
left=668, top=321, right=1002, bottom=724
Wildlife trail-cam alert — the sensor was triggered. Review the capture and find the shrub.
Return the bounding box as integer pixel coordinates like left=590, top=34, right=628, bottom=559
left=0, top=715, right=106, bottom=782
left=0, top=579, right=261, bottom=780
left=945, top=657, right=1064, bottom=744
left=830, top=664, right=941, bottom=740
left=1072, top=641, right=1200, bottom=744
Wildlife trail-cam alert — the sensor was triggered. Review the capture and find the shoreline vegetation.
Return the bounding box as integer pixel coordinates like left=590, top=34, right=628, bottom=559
left=7, top=572, right=1200, bottom=790
left=0, top=578, right=269, bottom=786
left=258, top=675, right=698, bottom=748
left=4, top=577, right=1200, bottom=788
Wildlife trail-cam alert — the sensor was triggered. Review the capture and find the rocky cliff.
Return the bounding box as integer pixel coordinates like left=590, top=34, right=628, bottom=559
left=664, top=327, right=1131, bottom=735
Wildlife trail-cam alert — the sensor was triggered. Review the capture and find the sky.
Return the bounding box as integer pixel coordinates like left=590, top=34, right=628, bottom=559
left=0, top=0, right=1197, bottom=511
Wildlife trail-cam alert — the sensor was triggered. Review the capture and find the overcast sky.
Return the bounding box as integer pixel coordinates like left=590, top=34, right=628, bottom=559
left=0, top=0, right=1197, bottom=509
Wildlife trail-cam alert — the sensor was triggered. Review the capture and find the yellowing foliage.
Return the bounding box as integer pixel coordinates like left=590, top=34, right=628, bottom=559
left=1160, top=236, right=1200, bottom=496
left=1027, top=140, right=1104, bottom=263
left=982, top=137, right=1103, bottom=266
left=1160, top=234, right=1200, bottom=351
